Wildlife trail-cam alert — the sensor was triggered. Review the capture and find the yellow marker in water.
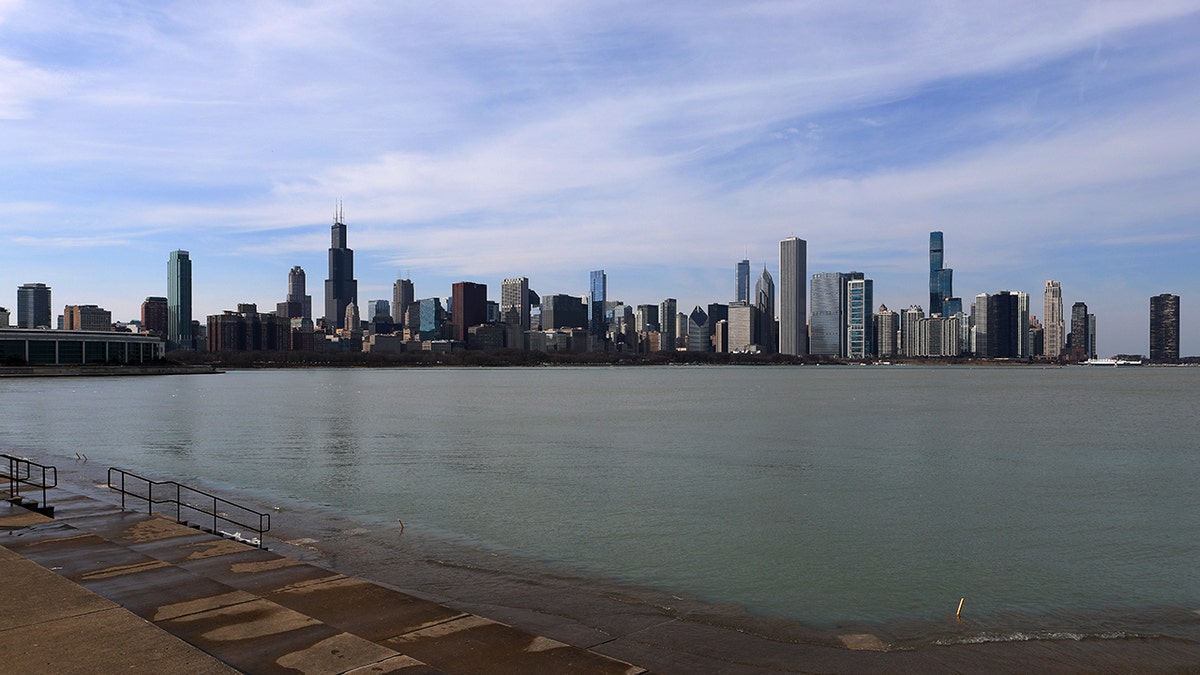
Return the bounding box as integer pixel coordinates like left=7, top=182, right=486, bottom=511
left=956, top=597, right=965, bottom=619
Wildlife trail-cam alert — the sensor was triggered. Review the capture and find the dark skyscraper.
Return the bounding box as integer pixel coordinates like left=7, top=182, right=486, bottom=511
left=392, top=278, right=414, bottom=325
left=1068, top=301, right=1090, bottom=359
left=451, top=281, right=487, bottom=342
left=1150, top=294, right=1180, bottom=363
left=986, top=291, right=1020, bottom=358
left=755, top=267, right=776, bottom=353
left=929, top=231, right=955, bottom=317
left=17, top=282, right=52, bottom=329
left=324, top=204, right=358, bottom=330
left=167, top=250, right=192, bottom=350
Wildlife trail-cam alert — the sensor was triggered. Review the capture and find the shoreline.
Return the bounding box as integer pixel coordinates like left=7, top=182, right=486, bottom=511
left=30, top=448, right=1200, bottom=672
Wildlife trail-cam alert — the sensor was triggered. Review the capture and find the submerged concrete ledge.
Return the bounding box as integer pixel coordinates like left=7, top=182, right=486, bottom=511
left=0, top=490, right=644, bottom=674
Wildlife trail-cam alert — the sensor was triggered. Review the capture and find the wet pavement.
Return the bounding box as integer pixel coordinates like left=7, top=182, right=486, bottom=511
left=1, top=484, right=644, bottom=674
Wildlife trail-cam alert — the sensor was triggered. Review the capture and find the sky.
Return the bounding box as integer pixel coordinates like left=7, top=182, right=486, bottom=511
left=2, top=1, right=1199, bottom=357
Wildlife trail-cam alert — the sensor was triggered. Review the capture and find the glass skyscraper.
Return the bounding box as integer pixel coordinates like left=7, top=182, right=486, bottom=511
left=589, top=270, right=607, bottom=338
left=809, top=272, right=846, bottom=356
left=755, top=268, right=775, bottom=353
left=845, top=274, right=873, bottom=359
left=929, top=231, right=954, bottom=317
left=16, top=282, right=52, bottom=329
left=167, top=250, right=192, bottom=351
left=736, top=259, right=751, bottom=303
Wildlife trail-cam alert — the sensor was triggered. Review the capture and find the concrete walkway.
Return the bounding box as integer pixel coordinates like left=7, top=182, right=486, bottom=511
left=1, top=485, right=645, bottom=674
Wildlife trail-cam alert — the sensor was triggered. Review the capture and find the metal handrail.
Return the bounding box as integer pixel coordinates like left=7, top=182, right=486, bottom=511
left=2, top=453, right=57, bottom=510
left=107, top=467, right=270, bottom=547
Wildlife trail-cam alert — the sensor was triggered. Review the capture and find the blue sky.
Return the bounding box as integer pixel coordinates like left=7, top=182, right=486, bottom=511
left=2, top=1, right=1198, bottom=356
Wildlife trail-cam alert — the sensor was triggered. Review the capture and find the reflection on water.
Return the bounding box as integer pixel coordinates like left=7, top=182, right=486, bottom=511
left=2, top=365, right=1199, bottom=631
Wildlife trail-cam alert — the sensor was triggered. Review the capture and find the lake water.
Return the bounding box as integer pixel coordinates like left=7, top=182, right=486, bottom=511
left=3, top=365, right=1199, bottom=655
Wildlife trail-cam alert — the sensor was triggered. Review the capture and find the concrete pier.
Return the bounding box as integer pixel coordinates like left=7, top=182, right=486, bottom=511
left=1, top=486, right=644, bottom=674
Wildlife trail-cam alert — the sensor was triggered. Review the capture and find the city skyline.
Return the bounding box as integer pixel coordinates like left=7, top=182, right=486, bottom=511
left=2, top=2, right=1199, bottom=356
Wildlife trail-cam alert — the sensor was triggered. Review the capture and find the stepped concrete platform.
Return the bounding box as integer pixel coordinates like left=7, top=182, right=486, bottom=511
left=1, top=485, right=646, bottom=674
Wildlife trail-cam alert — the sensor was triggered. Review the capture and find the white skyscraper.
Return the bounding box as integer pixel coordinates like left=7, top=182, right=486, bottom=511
left=779, top=237, right=807, bottom=356
left=501, top=277, right=530, bottom=331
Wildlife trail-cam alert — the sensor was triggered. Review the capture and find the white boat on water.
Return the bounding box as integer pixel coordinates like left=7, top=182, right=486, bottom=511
left=1083, top=358, right=1143, bottom=367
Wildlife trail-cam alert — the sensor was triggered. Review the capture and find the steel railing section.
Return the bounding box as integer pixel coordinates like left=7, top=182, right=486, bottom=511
left=107, top=467, right=270, bottom=547
left=2, top=453, right=58, bottom=510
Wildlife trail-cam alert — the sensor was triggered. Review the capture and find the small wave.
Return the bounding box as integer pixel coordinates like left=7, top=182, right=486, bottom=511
left=934, top=630, right=1146, bottom=646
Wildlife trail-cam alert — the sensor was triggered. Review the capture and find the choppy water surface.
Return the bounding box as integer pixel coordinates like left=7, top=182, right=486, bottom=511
left=3, top=366, right=1199, bottom=633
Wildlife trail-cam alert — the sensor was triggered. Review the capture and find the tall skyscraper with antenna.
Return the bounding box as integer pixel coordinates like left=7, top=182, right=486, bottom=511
left=929, top=231, right=954, bottom=317
left=324, top=202, right=358, bottom=330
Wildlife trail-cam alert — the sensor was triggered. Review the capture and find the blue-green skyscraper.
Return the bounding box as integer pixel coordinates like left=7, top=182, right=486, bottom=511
left=167, top=250, right=192, bottom=351
left=929, top=231, right=954, bottom=317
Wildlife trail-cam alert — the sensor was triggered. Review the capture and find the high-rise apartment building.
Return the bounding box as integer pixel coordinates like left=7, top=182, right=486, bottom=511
left=167, top=251, right=192, bottom=350
left=0, top=307, right=10, bottom=327
left=17, top=283, right=52, bottom=329
left=659, top=298, right=677, bottom=350
left=501, top=277, right=531, bottom=331
left=589, top=270, right=607, bottom=338
left=929, top=231, right=955, bottom=317
left=451, top=281, right=487, bottom=342
left=810, top=272, right=846, bottom=357
left=1043, top=281, right=1064, bottom=358
left=901, top=305, right=924, bottom=357
left=755, top=268, right=775, bottom=353
left=845, top=274, right=873, bottom=359
left=971, top=293, right=989, bottom=356
left=874, top=305, right=898, bottom=357
left=63, top=305, right=112, bottom=332
left=736, top=259, right=751, bottom=303
left=1150, top=293, right=1181, bottom=363
left=324, top=205, right=358, bottom=330
left=1014, top=291, right=1031, bottom=358
left=779, top=237, right=807, bottom=356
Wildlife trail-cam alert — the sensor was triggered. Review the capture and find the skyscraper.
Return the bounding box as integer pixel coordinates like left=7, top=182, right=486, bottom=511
left=501, top=277, right=531, bottom=331
left=972, top=293, right=989, bottom=356
left=901, top=305, right=924, bottom=357
left=755, top=267, right=775, bottom=353
left=392, top=278, right=414, bottom=325
left=986, top=291, right=1020, bottom=358
left=874, top=305, right=898, bottom=357
left=17, top=282, right=52, bottom=329
left=736, top=259, right=751, bottom=303
left=845, top=274, right=873, bottom=359
left=589, top=270, right=607, bottom=338
left=1043, top=280, right=1064, bottom=358
left=809, top=272, right=846, bottom=356
left=687, top=306, right=710, bottom=351
left=451, top=281, right=487, bottom=342
left=1069, top=301, right=1089, bottom=359
left=779, top=237, right=807, bottom=356
left=167, top=250, right=192, bottom=350
left=1014, top=291, right=1031, bottom=358
left=1150, top=293, right=1181, bottom=363
left=929, top=231, right=954, bottom=317
left=659, top=298, right=677, bottom=350
left=287, top=266, right=313, bottom=321
left=324, top=204, right=358, bottom=330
